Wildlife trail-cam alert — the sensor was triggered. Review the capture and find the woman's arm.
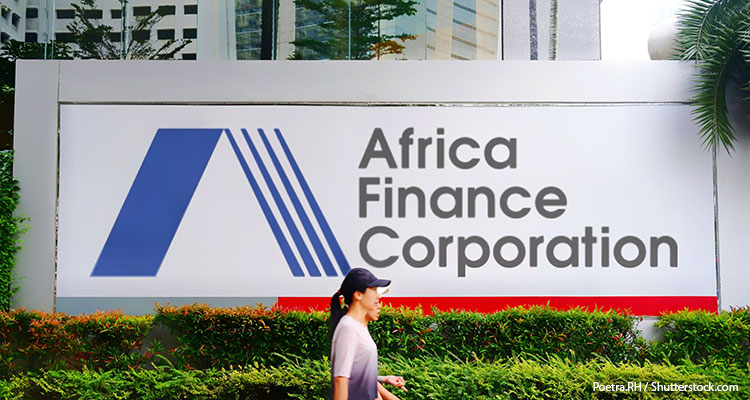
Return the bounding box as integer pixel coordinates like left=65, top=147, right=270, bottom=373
left=377, top=382, right=400, bottom=400
left=379, top=375, right=407, bottom=391
left=333, top=376, right=349, bottom=400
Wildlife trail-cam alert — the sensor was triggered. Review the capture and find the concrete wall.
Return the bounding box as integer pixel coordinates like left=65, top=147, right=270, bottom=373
left=12, top=61, right=58, bottom=312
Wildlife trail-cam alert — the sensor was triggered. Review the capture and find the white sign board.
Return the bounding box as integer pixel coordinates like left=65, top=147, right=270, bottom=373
left=56, top=104, right=716, bottom=313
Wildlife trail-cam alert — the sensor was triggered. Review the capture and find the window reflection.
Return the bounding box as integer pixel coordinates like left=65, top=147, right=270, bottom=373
left=4, top=0, right=603, bottom=61
left=235, top=0, right=500, bottom=60
left=235, top=0, right=264, bottom=60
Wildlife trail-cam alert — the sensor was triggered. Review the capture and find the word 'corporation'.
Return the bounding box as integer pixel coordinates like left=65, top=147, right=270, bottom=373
left=356, top=127, right=679, bottom=277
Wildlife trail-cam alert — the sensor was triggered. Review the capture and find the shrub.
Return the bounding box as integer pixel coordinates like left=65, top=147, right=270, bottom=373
left=0, top=150, right=25, bottom=312
left=401, top=306, right=644, bottom=363
left=2, top=358, right=748, bottom=399
left=0, top=309, right=155, bottom=377
left=154, top=303, right=329, bottom=369
left=4, top=305, right=749, bottom=378
left=155, top=303, right=646, bottom=369
left=652, top=308, right=750, bottom=365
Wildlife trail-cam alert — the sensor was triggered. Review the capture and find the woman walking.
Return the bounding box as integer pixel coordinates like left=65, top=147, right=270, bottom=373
left=329, top=268, right=408, bottom=400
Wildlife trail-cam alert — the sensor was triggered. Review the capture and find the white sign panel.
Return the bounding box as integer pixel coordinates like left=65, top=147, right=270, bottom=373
left=57, top=105, right=715, bottom=311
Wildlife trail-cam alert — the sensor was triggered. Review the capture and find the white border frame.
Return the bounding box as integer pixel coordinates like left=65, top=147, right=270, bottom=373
left=17, top=60, right=732, bottom=313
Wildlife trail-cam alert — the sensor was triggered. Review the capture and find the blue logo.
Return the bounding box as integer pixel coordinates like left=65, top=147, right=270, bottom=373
left=91, top=128, right=350, bottom=278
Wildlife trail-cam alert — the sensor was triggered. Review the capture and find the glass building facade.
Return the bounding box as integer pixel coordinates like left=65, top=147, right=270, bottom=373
left=235, top=0, right=264, bottom=60
left=293, top=0, right=329, bottom=59
left=235, top=0, right=500, bottom=60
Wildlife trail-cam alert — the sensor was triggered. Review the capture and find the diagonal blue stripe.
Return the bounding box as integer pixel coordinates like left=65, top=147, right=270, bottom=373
left=225, top=129, right=305, bottom=277
left=274, top=128, right=351, bottom=276
left=92, top=129, right=223, bottom=277
left=257, top=129, right=337, bottom=277
left=241, top=129, right=321, bottom=277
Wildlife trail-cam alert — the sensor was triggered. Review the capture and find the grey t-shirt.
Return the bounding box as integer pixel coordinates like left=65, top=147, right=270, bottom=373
left=330, top=315, right=379, bottom=400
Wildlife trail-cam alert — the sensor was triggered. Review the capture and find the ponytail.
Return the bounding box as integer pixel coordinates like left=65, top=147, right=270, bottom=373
left=328, top=282, right=366, bottom=341
left=328, top=291, right=347, bottom=341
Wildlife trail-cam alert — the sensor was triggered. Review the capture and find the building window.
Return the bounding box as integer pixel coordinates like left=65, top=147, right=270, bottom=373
left=26, top=7, right=38, bottom=18
left=0, top=33, right=10, bottom=44
left=83, top=9, right=103, bottom=19
left=157, top=29, right=175, bottom=40
left=1, top=6, right=9, bottom=19
left=25, top=32, right=37, bottom=42
left=111, top=9, right=122, bottom=19
left=55, top=32, right=73, bottom=42
left=133, top=6, right=151, bottom=16
left=56, top=9, right=75, bottom=19
left=183, top=28, right=197, bottom=39
left=182, top=53, right=196, bottom=60
left=184, top=4, right=197, bottom=15
left=132, top=30, right=150, bottom=41
left=11, top=13, right=20, bottom=26
left=158, top=5, right=176, bottom=15
left=109, top=32, right=121, bottom=42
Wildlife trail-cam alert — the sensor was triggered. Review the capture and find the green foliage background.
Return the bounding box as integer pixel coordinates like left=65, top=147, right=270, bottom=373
left=153, top=304, right=647, bottom=369
left=2, top=305, right=750, bottom=398
left=0, top=151, right=24, bottom=312
left=652, top=309, right=750, bottom=365
left=0, top=310, right=155, bottom=376
left=0, top=357, right=748, bottom=399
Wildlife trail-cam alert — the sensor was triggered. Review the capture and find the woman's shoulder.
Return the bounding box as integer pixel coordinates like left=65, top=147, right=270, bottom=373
left=338, top=315, right=358, bottom=329
left=335, top=316, right=363, bottom=335
left=332, top=316, right=359, bottom=342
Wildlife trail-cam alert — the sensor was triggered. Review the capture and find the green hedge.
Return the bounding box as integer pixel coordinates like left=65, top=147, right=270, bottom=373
left=0, top=309, right=155, bottom=377
left=1, top=358, right=748, bottom=400
left=0, top=150, right=25, bottom=312
left=651, top=308, right=750, bottom=365
left=153, top=304, right=330, bottom=369
left=3, top=305, right=750, bottom=377
left=154, top=303, right=646, bottom=368
left=373, top=306, right=644, bottom=363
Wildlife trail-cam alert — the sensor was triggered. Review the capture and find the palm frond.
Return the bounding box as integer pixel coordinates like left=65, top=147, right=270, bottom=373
left=741, top=31, right=750, bottom=97
left=676, top=0, right=750, bottom=152
left=676, top=0, right=727, bottom=61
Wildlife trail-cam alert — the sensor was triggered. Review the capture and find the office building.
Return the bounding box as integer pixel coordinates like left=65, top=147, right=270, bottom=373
left=7, top=0, right=598, bottom=61
left=22, top=0, right=200, bottom=59
left=0, top=0, right=25, bottom=43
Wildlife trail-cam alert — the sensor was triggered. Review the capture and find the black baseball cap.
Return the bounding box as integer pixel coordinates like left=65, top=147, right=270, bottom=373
left=340, top=268, right=391, bottom=298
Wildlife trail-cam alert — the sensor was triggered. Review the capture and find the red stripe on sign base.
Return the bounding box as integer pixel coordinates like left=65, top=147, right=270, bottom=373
left=275, top=296, right=718, bottom=316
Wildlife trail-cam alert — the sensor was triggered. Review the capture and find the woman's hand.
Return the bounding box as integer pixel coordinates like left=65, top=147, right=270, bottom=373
left=382, top=375, right=407, bottom=391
